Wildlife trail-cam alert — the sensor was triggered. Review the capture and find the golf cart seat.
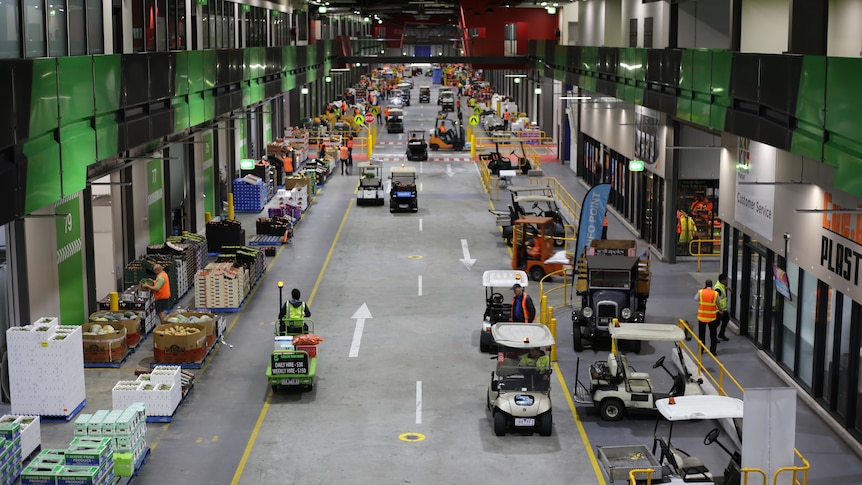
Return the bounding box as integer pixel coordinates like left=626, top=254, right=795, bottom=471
left=617, top=353, right=653, bottom=393
left=654, top=437, right=712, bottom=483
left=607, top=353, right=619, bottom=377
left=279, top=319, right=309, bottom=335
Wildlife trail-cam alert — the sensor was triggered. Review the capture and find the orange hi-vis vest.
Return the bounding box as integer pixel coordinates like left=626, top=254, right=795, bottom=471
left=511, top=293, right=532, bottom=323
left=154, top=272, right=171, bottom=301
left=697, top=287, right=718, bottom=323
left=347, top=138, right=354, bottom=149
left=339, top=145, right=349, bottom=160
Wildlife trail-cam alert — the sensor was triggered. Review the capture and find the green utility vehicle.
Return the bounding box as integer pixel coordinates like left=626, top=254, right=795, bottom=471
left=266, top=281, right=318, bottom=392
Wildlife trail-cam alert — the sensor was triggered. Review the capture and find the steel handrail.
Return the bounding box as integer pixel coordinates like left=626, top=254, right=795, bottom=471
left=628, top=468, right=655, bottom=485
left=687, top=238, right=721, bottom=272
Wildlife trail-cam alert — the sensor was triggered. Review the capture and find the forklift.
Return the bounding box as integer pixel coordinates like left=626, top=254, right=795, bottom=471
left=429, top=115, right=465, bottom=151
left=511, top=216, right=568, bottom=282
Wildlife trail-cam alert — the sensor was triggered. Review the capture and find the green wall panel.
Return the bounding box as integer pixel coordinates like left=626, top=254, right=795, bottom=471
left=59, top=120, right=95, bottom=195
left=825, top=144, right=862, bottom=195
left=691, top=49, right=713, bottom=98
left=58, top=57, right=94, bottom=122
left=94, top=114, right=119, bottom=160
left=176, top=51, right=189, bottom=96
left=188, top=51, right=204, bottom=93
left=203, top=90, right=215, bottom=121
left=172, top=96, right=190, bottom=132
left=676, top=94, right=692, bottom=122
left=242, top=82, right=251, bottom=108
left=679, top=50, right=693, bottom=91
left=791, top=56, right=826, bottom=159
left=23, top=133, right=62, bottom=213
left=189, top=92, right=206, bottom=127
left=202, top=50, right=216, bottom=89
left=710, top=51, right=732, bottom=101
left=29, top=59, right=59, bottom=138
left=581, top=47, right=598, bottom=74
left=55, top=194, right=86, bottom=324
left=93, top=55, right=121, bottom=115
left=691, top=95, right=712, bottom=127
left=824, top=57, right=861, bottom=140
left=147, top=158, right=165, bottom=245
left=202, top=131, right=214, bottom=216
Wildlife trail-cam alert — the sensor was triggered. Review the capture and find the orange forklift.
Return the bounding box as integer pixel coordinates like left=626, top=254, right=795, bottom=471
left=511, top=216, right=568, bottom=281
left=428, top=115, right=465, bottom=151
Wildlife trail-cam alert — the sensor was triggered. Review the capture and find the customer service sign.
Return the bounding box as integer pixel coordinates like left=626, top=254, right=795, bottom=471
left=734, top=138, right=775, bottom=241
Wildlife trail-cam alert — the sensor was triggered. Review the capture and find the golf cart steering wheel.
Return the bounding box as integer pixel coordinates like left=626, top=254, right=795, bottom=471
left=652, top=356, right=666, bottom=369
left=704, top=428, right=720, bottom=446
left=489, top=292, right=505, bottom=305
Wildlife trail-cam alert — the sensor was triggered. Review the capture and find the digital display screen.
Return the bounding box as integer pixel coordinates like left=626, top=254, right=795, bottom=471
left=240, top=159, right=255, bottom=170
left=394, top=191, right=413, bottom=198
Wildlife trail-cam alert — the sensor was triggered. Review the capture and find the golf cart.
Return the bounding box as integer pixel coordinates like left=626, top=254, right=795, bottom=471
left=437, top=86, right=454, bottom=104
left=386, top=108, right=404, bottom=134
left=390, top=165, right=418, bottom=213
left=418, top=86, right=431, bottom=103
left=573, top=322, right=702, bottom=421
left=406, top=130, right=428, bottom=161
left=479, top=143, right=507, bottom=175
left=572, top=239, right=651, bottom=352
left=356, top=160, right=384, bottom=206
left=266, top=282, right=319, bottom=392
left=439, top=90, right=455, bottom=112
left=487, top=323, right=555, bottom=436
left=480, top=270, right=528, bottom=352
left=512, top=194, right=569, bottom=247
left=652, top=395, right=744, bottom=485
left=511, top=215, right=569, bottom=282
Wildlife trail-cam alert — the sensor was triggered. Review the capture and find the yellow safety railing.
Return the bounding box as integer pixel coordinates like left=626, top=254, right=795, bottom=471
left=629, top=469, right=655, bottom=485
left=688, top=238, right=721, bottom=272
left=676, top=319, right=810, bottom=485
left=536, top=266, right=576, bottom=363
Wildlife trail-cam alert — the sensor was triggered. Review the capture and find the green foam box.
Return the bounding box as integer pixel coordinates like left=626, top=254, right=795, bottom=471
left=21, top=463, right=62, bottom=485
left=72, top=415, right=91, bottom=436
left=56, top=465, right=100, bottom=485
left=0, top=422, right=20, bottom=440
left=112, top=452, right=134, bottom=477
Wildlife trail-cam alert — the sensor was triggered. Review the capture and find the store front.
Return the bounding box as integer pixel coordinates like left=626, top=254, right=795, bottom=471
left=719, top=134, right=862, bottom=443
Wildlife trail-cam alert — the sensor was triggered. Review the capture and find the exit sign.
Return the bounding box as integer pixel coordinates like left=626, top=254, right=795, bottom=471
left=629, top=160, right=645, bottom=172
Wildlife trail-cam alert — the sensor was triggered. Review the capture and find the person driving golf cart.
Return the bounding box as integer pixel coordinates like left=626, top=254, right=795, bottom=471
left=278, top=288, right=311, bottom=333
left=519, top=347, right=551, bottom=390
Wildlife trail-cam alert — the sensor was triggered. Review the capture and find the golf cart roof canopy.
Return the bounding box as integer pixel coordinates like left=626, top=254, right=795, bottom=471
left=586, top=255, right=639, bottom=270
left=358, top=160, right=383, bottom=169
left=514, top=195, right=555, bottom=204
left=391, top=165, right=416, bottom=175
left=492, top=323, right=555, bottom=348
left=609, top=322, right=686, bottom=342
left=656, top=395, right=744, bottom=421
left=507, top=185, right=551, bottom=194
left=482, top=270, right=528, bottom=288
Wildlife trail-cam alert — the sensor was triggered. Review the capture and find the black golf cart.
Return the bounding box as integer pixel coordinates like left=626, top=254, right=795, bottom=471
left=406, top=130, right=428, bottom=161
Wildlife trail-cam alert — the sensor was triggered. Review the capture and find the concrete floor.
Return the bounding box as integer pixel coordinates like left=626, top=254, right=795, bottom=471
left=3, top=83, right=862, bottom=485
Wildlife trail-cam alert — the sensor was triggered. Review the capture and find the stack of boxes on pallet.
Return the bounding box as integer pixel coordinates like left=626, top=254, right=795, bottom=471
left=233, top=176, right=268, bottom=213
left=97, top=287, right=158, bottom=335
left=6, top=319, right=86, bottom=417
left=0, top=421, right=24, bottom=485
left=0, top=416, right=40, bottom=461
left=111, top=368, right=182, bottom=417
left=205, top=219, right=245, bottom=253
left=194, top=261, right=248, bottom=310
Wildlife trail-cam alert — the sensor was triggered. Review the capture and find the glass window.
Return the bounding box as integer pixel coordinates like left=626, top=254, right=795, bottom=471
left=155, top=0, right=166, bottom=51
left=835, top=296, right=853, bottom=418
left=169, top=0, right=185, bottom=50
left=226, top=1, right=235, bottom=48
left=47, top=0, right=68, bottom=56
left=797, top=274, right=818, bottom=387
left=144, top=0, right=154, bottom=50
left=823, top=289, right=839, bottom=406
left=68, top=0, right=86, bottom=55
left=25, top=0, right=47, bottom=57
left=0, top=0, right=21, bottom=58
left=781, top=262, right=799, bottom=369
left=87, top=0, right=103, bottom=53
left=132, top=0, right=144, bottom=51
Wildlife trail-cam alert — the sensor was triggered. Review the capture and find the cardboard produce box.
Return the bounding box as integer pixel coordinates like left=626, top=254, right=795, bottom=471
left=153, top=323, right=206, bottom=363
left=81, top=323, right=128, bottom=363
left=89, top=311, right=142, bottom=347
left=166, top=312, right=218, bottom=348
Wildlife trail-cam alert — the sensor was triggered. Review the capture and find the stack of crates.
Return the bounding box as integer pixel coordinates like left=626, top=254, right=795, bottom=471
left=194, top=262, right=248, bottom=309
left=22, top=435, right=116, bottom=484
left=233, top=177, right=267, bottom=212
left=6, top=320, right=86, bottom=417
left=0, top=416, right=39, bottom=460
left=67, top=403, right=147, bottom=478
left=110, top=367, right=182, bottom=417
left=98, top=287, right=158, bottom=335
left=0, top=422, right=22, bottom=485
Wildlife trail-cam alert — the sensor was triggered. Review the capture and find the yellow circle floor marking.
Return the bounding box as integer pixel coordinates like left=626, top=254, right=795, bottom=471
left=398, top=432, right=426, bottom=442
left=407, top=255, right=423, bottom=259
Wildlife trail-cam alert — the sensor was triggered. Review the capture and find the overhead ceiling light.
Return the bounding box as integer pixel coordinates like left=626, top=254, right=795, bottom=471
left=535, top=87, right=542, bottom=94
left=301, top=87, right=309, bottom=95
left=318, top=6, right=327, bottom=13
left=505, top=74, right=527, bottom=77
left=514, top=77, right=521, bottom=84
left=546, top=6, right=556, bottom=13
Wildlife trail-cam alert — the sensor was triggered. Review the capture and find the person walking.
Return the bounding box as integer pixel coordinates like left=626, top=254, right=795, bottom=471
left=694, top=280, right=720, bottom=355
left=141, top=264, right=171, bottom=325
left=339, top=143, right=349, bottom=175
left=601, top=213, right=609, bottom=239
left=510, top=283, right=536, bottom=323
left=503, top=109, right=511, bottom=131
left=714, top=273, right=731, bottom=340
left=347, top=135, right=354, bottom=167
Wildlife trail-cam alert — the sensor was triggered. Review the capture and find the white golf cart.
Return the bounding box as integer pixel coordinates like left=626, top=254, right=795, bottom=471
left=573, top=322, right=703, bottom=421
left=479, top=270, right=528, bottom=353
left=651, top=395, right=744, bottom=485
left=487, top=323, right=554, bottom=437
left=356, top=160, right=384, bottom=206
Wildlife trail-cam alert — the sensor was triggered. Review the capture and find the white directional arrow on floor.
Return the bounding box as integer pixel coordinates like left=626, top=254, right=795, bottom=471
left=459, top=239, right=476, bottom=270
left=445, top=164, right=455, bottom=177
left=349, top=303, right=372, bottom=358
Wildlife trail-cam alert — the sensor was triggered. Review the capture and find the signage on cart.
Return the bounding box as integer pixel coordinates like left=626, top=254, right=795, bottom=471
left=365, top=113, right=375, bottom=123
left=469, top=115, right=479, bottom=126
left=271, top=352, right=309, bottom=375
left=354, top=114, right=365, bottom=125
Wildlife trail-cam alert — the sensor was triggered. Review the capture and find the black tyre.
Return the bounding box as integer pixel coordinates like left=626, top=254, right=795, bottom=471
left=537, top=412, right=553, bottom=436
left=493, top=412, right=508, bottom=436
left=271, top=384, right=279, bottom=392
left=430, top=144, right=439, bottom=151
left=599, top=398, right=625, bottom=421
left=573, top=323, right=584, bottom=352
left=480, top=341, right=491, bottom=353
left=529, top=266, right=545, bottom=282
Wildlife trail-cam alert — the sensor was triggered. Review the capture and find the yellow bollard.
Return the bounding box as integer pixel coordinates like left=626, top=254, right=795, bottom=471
left=540, top=294, right=547, bottom=324
left=227, top=193, right=234, bottom=221
left=205, top=211, right=212, bottom=223
left=470, top=133, right=476, bottom=158
left=109, top=292, right=119, bottom=312
left=549, top=316, right=557, bottom=362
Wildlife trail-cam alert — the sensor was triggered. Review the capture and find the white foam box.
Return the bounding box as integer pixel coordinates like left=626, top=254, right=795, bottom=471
left=32, top=317, right=59, bottom=328
left=4, top=416, right=41, bottom=460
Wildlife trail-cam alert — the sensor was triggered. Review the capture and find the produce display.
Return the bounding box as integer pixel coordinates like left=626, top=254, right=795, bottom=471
left=82, top=324, right=121, bottom=336
left=155, top=325, right=201, bottom=337
left=165, top=313, right=213, bottom=325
